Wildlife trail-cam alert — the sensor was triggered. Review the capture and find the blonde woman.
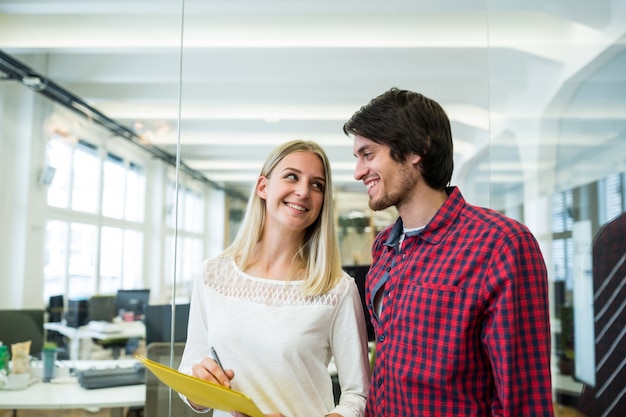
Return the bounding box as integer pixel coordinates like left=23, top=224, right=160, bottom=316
left=179, top=140, right=370, bottom=417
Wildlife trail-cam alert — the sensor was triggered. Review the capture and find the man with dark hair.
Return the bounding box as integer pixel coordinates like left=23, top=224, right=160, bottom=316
left=344, top=88, right=554, bottom=416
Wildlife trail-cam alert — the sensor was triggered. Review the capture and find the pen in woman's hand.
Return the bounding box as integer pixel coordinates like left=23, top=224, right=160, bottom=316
left=210, top=346, right=225, bottom=372
left=209, top=346, right=232, bottom=388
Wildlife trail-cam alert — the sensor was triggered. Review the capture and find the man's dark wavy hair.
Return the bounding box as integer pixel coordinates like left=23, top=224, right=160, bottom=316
left=343, top=87, right=454, bottom=190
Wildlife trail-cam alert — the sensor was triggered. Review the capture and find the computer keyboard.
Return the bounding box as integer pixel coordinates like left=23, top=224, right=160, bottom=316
left=77, top=364, right=146, bottom=389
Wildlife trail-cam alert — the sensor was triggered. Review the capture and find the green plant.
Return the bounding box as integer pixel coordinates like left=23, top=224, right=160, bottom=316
left=43, top=342, right=58, bottom=350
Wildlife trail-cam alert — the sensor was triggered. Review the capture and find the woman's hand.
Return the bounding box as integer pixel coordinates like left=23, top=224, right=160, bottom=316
left=191, top=361, right=287, bottom=417
left=187, top=356, right=236, bottom=411
left=192, top=356, right=235, bottom=387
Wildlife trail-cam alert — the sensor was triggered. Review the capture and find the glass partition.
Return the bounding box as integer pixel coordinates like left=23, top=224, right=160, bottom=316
left=484, top=2, right=626, bottom=410
left=0, top=1, right=189, bottom=415
left=1, top=0, right=625, bottom=415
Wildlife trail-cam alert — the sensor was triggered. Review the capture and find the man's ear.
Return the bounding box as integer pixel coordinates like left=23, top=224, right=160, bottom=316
left=409, top=153, right=422, bottom=166
left=256, top=176, right=268, bottom=200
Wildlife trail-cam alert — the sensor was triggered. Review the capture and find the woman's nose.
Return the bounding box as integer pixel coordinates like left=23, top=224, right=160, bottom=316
left=295, top=182, right=310, bottom=197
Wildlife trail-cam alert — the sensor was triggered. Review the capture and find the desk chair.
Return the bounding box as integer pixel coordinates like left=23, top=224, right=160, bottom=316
left=45, top=295, right=70, bottom=360
left=0, top=309, right=45, bottom=358
left=95, top=337, right=132, bottom=359
left=144, top=342, right=206, bottom=417
left=89, top=294, right=134, bottom=359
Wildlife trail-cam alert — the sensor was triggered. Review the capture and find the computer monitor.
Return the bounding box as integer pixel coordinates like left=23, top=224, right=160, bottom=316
left=115, top=289, right=150, bottom=320
left=342, top=265, right=375, bottom=341
left=144, top=304, right=190, bottom=346
left=0, top=309, right=45, bottom=356
left=88, top=294, right=117, bottom=322
left=47, top=294, right=64, bottom=322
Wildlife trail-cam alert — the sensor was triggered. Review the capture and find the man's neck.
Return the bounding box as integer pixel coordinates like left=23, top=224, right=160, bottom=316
left=397, top=187, right=448, bottom=229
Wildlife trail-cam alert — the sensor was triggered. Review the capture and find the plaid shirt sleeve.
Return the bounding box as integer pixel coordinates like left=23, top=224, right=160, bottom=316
left=481, top=228, right=554, bottom=415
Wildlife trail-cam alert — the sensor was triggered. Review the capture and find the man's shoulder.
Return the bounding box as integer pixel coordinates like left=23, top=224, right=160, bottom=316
left=464, top=203, right=531, bottom=236
left=372, top=222, right=396, bottom=246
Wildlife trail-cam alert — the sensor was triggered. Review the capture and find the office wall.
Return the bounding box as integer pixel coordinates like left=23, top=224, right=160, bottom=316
left=0, top=79, right=49, bottom=309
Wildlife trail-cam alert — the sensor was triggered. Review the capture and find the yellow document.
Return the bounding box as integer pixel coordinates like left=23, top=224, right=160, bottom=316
left=137, top=355, right=265, bottom=417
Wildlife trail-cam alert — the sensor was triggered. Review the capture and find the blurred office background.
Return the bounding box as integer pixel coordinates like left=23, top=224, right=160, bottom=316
left=1, top=0, right=625, bottom=414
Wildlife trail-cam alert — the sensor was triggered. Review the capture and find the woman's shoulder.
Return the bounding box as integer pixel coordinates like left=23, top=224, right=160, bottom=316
left=326, top=271, right=359, bottom=298
left=201, top=255, right=238, bottom=282
left=202, top=254, right=233, bottom=268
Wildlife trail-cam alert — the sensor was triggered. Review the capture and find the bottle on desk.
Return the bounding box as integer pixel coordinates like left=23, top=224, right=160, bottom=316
left=0, top=343, right=9, bottom=375
left=42, top=342, right=58, bottom=382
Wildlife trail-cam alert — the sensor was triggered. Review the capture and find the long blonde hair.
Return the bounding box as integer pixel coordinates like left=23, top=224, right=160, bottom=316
left=221, top=140, right=343, bottom=296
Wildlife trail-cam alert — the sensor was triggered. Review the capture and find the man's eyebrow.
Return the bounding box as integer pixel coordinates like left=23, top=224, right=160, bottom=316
left=354, top=144, right=372, bottom=157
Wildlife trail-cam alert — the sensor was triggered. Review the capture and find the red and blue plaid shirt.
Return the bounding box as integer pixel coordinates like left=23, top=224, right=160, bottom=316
left=365, top=187, right=554, bottom=416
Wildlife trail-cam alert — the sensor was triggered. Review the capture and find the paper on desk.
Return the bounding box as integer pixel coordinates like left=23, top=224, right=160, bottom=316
left=136, top=355, right=264, bottom=417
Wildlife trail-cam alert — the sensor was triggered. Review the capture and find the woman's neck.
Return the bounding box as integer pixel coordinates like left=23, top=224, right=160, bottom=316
left=244, top=232, right=303, bottom=280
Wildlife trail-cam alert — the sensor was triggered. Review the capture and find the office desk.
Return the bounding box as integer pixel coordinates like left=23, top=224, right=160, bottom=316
left=45, top=321, right=145, bottom=361
left=0, top=360, right=145, bottom=417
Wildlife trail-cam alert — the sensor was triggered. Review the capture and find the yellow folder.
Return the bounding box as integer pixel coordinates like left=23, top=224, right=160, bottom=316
left=137, top=355, right=265, bottom=417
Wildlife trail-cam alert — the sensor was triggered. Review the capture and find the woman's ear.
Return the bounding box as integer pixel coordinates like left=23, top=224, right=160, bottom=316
left=256, top=176, right=268, bottom=200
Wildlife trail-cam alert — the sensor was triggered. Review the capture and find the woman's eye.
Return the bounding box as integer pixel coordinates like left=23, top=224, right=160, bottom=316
left=312, top=182, right=324, bottom=191
left=285, top=173, right=297, bottom=180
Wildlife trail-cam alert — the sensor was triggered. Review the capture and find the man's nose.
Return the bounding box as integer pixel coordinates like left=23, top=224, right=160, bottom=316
left=354, top=159, right=367, bottom=181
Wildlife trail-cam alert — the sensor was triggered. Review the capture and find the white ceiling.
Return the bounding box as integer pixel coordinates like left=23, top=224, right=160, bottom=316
left=1, top=0, right=625, bottom=210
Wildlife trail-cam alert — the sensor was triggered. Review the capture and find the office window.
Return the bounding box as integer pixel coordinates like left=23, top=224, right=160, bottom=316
left=43, top=136, right=147, bottom=303
left=183, top=187, right=204, bottom=233
left=598, top=173, right=623, bottom=224
left=67, top=222, right=98, bottom=299
left=166, top=179, right=177, bottom=229
left=46, top=136, right=73, bottom=208
left=122, top=229, right=143, bottom=288
left=99, top=227, right=123, bottom=292
left=551, top=190, right=575, bottom=293
left=181, top=236, right=203, bottom=283
left=164, top=177, right=206, bottom=300
left=164, top=235, right=202, bottom=294
left=551, top=190, right=574, bottom=234
left=99, top=227, right=144, bottom=293
left=43, top=220, right=69, bottom=301
left=126, top=163, right=146, bottom=222
left=71, top=140, right=101, bottom=214
left=101, top=155, right=146, bottom=222
left=166, top=181, right=205, bottom=231
left=102, top=153, right=126, bottom=219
